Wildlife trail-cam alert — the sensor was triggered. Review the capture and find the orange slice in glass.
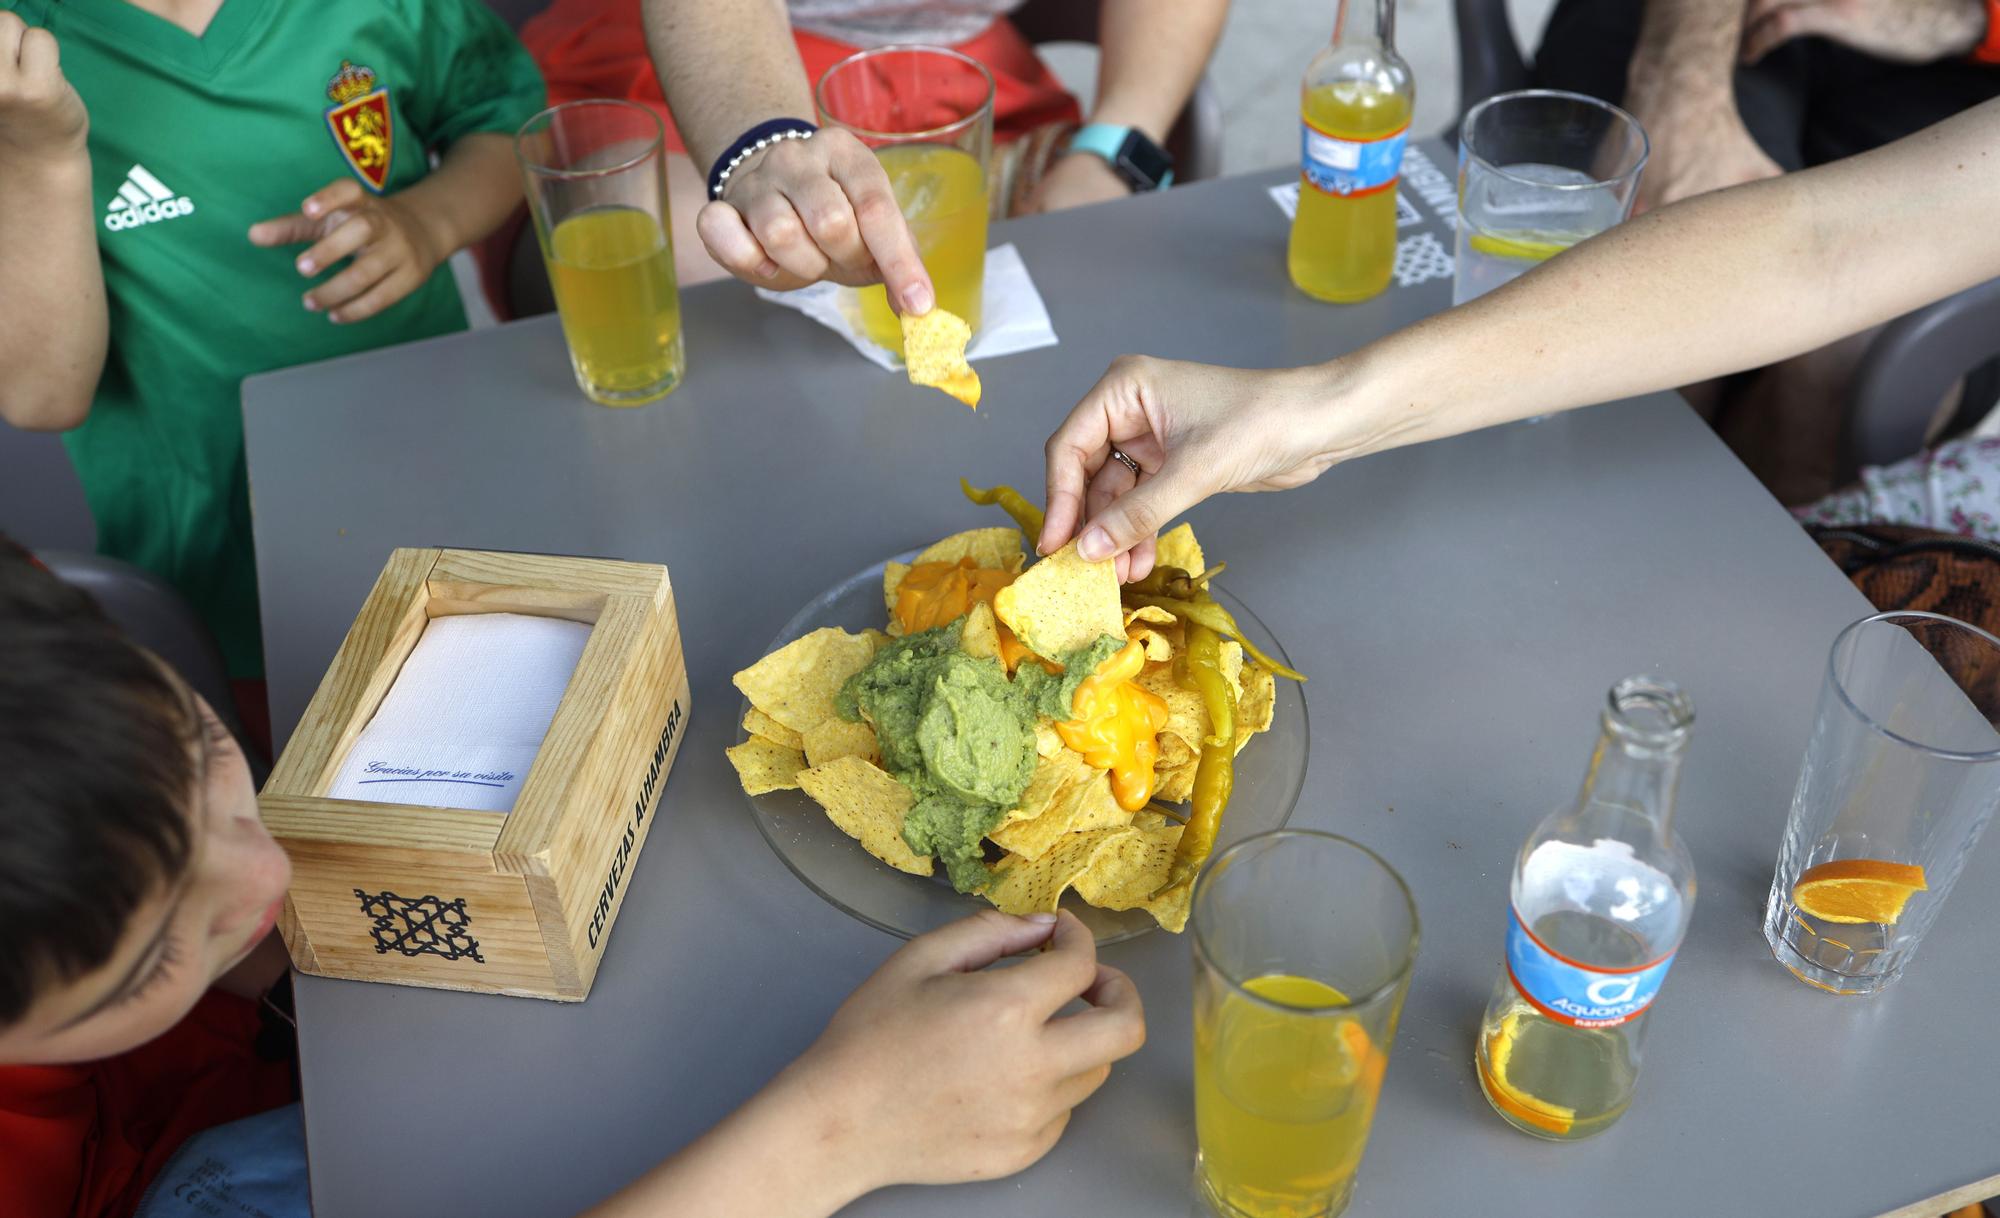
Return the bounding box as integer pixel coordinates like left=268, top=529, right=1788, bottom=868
left=1791, top=859, right=1928, bottom=925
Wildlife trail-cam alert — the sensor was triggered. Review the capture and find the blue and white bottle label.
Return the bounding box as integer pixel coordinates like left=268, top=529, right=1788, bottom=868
left=1300, top=120, right=1408, bottom=198
left=1505, top=907, right=1676, bottom=1029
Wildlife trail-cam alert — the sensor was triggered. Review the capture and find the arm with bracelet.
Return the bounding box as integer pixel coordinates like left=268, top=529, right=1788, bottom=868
left=640, top=0, right=932, bottom=312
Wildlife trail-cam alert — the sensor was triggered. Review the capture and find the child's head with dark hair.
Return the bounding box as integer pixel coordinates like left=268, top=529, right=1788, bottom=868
left=0, top=544, right=290, bottom=1064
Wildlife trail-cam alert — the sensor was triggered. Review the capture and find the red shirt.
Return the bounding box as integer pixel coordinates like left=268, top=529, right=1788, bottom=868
left=0, top=991, right=295, bottom=1218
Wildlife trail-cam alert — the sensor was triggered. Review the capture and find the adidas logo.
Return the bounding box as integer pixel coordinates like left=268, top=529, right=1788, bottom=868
left=104, top=165, right=194, bottom=231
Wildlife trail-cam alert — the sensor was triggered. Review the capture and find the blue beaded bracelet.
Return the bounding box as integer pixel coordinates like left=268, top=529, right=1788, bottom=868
left=707, top=118, right=819, bottom=200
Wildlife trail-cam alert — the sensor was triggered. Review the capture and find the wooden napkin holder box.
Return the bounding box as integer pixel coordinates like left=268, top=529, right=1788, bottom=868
left=260, top=548, right=689, bottom=1001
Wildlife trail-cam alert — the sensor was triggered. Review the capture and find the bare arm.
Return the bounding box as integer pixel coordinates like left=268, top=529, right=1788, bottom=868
left=1029, top=0, right=1229, bottom=212
left=639, top=0, right=931, bottom=308
left=579, top=914, right=1144, bottom=1218
left=0, top=15, right=104, bottom=432
left=642, top=0, right=812, bottom=173
left=1090, top=0, right=1228, bottom=145
left=1041, top=101, right=2000, bottom=570
left=1623, top=0, right=1782, bottom=211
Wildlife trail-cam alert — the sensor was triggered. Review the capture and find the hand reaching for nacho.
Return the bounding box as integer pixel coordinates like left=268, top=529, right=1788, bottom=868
left=585, top=911, right=1143, bottom=1217
left=1040, top=355, right=1346, bottom=582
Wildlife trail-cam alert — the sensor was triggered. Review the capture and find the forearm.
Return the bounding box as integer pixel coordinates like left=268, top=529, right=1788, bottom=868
left=643, top=0, right=813, bottom=172
left=1090, top=0, right=1228, bottom=142
left=582, top=1064, right=872, bottom=1218
left=1335, top=104, right=2000, bottom=456
left=0, top=152, right=105, bottom=430
left=397, top=132, right=521, bottom=258
left=1627, top=0, right=1745, bottom=114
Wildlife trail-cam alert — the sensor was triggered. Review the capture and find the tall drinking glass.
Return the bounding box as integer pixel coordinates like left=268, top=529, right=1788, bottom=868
left=1765, top=612, right=2000, bottom=995
left=1192, top=831, right=1419, bottom=1218
left=816, top=45, right=993, bottom=357
left=517, top=99, right=684, bottom=407
left=1453, top=89, right=1647, bottom=305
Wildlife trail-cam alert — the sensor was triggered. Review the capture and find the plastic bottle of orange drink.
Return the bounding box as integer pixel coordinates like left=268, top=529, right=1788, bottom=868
left=1288, top=0, right=1414, bottom=302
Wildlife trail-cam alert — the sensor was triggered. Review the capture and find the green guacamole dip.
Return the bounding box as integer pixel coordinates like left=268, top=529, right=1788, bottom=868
left=837, top=622, right=1124, bottom=892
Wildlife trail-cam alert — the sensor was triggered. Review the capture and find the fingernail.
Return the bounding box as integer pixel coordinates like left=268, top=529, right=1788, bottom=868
left=1077, top=526, right=1113, bottom=562
left=1024, top=912, right=1058, bottom=925
left=303, top=201, right=320, bottom=217
left=297, top=258, right=315, bottom=275
left=302, top=296, right=319, bottom=312
left=904, top=284, right=933, bottom=315
left=755, top=259, right=780, bottom=280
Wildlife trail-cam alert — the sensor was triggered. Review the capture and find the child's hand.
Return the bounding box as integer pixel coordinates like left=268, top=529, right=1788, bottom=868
left=248, top=178, right=447, bottom=324
left=786, top=910, right=1145, bottom=1192
left=0, top=14, right=87, bottom=167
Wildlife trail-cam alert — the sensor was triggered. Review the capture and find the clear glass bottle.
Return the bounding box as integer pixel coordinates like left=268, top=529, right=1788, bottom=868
left=1287, top=0, right=1415, bottom=302
left=1475, top=676, right=1697, bottom=1140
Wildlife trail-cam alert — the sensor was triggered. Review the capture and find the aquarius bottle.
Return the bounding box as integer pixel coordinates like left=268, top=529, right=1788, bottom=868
left=1287, top=0, right=1414, bottom=302
left=1475, top=676, right=1696, bottom=1140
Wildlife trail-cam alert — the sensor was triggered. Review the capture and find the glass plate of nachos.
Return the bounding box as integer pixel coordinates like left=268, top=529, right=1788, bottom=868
left=728, top=518, right=1309, bottom=946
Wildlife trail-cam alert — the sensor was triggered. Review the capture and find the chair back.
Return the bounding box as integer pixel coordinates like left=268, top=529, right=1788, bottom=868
left=1844, top=277, right=2000, bottom=479
left=0, top=427, right=95, bottom=552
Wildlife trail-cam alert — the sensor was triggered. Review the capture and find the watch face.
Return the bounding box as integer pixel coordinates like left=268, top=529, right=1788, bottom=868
left=1116, top=132, right=1173, bottom=190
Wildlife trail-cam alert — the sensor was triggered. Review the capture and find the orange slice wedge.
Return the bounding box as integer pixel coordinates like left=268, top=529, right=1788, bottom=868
left=1479, top=1014, right=1575, bottom=1136
left=1792, top=859, right=1928, bottom=925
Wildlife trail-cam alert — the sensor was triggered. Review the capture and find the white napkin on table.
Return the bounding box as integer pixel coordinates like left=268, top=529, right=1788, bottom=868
left=327, top=613, right=592, bottom=814
left=754, top=242, right=1057, bottom=371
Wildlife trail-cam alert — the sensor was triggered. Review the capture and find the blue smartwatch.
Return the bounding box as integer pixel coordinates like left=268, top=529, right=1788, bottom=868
left=1066, top=123, right=1175, bottom=191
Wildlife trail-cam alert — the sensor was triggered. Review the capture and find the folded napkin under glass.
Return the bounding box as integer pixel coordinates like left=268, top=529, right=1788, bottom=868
left=327, top=613, right=591, bottom=814
left=754, top=242, right=1057, bottom=371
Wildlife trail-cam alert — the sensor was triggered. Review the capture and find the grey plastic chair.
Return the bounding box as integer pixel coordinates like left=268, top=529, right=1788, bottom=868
left=34, top=548, right=263, bottom=772
left=0, top=425, right=95, bottom=552
left=1452, top=0, right=2000, bottom=480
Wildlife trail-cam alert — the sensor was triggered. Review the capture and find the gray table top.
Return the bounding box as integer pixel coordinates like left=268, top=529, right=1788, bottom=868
left=245, top=145, right=2000, bottom=1218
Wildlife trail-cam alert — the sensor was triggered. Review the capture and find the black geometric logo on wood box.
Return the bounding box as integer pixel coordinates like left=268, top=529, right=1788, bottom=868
left=354, top=890, right=485, bottom=963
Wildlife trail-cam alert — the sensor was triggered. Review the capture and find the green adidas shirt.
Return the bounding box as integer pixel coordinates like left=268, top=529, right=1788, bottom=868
left=7, top=0, right=545, bottom=676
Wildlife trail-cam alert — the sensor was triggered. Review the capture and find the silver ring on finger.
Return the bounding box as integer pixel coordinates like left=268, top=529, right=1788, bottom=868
left=1109, top=448, right=1141, bottom=477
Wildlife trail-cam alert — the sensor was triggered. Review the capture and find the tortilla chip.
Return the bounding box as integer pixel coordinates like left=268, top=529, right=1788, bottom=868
left=726, top=736, right=807, bottom=795
left=882, top=561, right=910, bottom=617
left=1128, top=624, right=1173, bottom=664
left=999, top=749, right=1096, bottom=825
left=981, top=826, right=1132, bottom=915
left=1034, top=720, right=1063, bottom=758
left=863, top=628, right=893, bottom=652
left=1157, top=732, right=1195, bottom=771
left=741, top=706, right=804, bottom=751
left=915, top=527, right=1022, bottom=571
left=798, top=756, right=933, bottom=876
left=960, top=601, right=1001, bottom=661
left=993, top=540, right=1125, bottom=659
left=1155, top=523, right=1204, bottom=580
left=1074, top=814, right=1182, bottom=909
left=1138, top=661, right=1208, bottom=749
left=989, top=771, right=1133, bottom=860
left=901, top=308, right=981, bottom=409
left=1219, top=641, right=1245, bottom=700
left=1154, top=759, right=1198, bottom=804
left=802, top=717, right=881, bottom=769
left=1146, top=877, right=1194, bottom=933
left=733, top=627, right=877, bottom=733
left=1235, top=665, right=1276, bottom=753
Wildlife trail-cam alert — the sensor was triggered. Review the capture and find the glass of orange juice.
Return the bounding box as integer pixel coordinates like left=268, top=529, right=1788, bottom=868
left=815, top=45, right=993, bottom=358
left=1191, top=831, right=1419, bottom=1218
left=1765, top=611, right=2000, bottom=995
left=516, top=99, right=684, bottom=407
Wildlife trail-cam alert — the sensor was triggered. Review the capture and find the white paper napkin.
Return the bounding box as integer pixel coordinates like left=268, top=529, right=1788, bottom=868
left=328, top=613, right=592, bottom=814
left=754, top=242, right=1057, bottom=371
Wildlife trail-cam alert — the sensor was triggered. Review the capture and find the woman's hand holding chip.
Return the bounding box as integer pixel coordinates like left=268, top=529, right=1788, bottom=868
left=700, top=128, right=936, bottom=313
left=1041, top=355, right=1355, bottom=582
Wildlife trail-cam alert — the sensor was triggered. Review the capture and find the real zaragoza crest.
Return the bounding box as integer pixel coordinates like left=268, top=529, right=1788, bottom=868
left=324, top=60, right=393, bottom=192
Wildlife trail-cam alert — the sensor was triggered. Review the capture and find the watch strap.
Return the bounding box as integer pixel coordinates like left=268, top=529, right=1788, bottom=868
left=1067, top=123, right=1175, bottom=191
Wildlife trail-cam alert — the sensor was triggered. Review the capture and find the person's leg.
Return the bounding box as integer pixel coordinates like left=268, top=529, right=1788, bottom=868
left=1530, top=0, right=1812, bottom=169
